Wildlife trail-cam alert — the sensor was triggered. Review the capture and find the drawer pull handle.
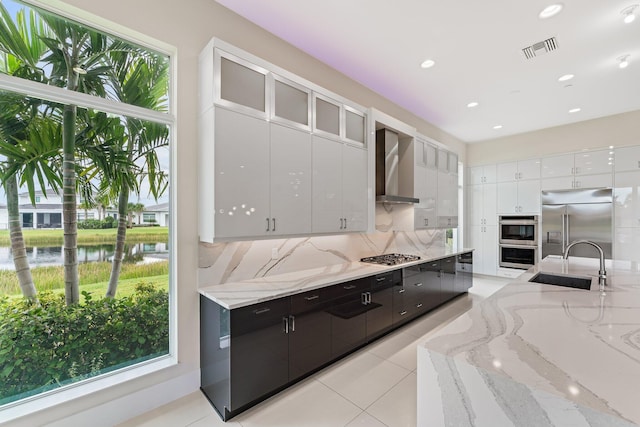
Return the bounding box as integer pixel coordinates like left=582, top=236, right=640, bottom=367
left=416, top=303, right=423, bottom=308
left=415, top=282, right=423, bottom=287
left=398, top=289, right=405, bottom=294
left=304, top=295, right=320, bottom=301
left=254, top=308, right=271, bottom=315
left=343, top=284, right=357, bottom=290
left=376, top=277, right=386, bottom=282
left=400, top=310, right=408, bottom=316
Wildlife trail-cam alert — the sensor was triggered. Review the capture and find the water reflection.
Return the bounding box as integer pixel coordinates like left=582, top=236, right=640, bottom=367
left=0, top=243, right=168, bottom=270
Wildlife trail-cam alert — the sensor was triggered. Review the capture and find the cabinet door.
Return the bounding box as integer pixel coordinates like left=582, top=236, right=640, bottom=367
left=270, top=124, right=312, bottom=235
left=456, top=252, right=473, bottom=294
left=289, top=289, right=332, bottom=381
left=484, top=183, right=498, bottom=225
left=328, top=278, right=368, bottom=358
left=230, top=298, right=290, bottom=410
left=574, top=173, right=613, bottom=189
left=482, top=225, right=498, bottom=276
left=517, top=158, right=541, bottom=180
left=468, top=166, right=485, bottom=185
left=312, top=135, right=343, bottom=233
left=342, top=144, right=368, bottom=232
left=214, top=108, right=270, bottom=238
left=366, top=271, right=398, bottom=339
left=614, top=171, right=640, bottom=228
left=424, top=167, right=438, bottom=228
left=517, top=180, right=541, bottom=213
left=482, top=164, right=497, bottom=184
left=440, top=257, right=456, bottom=303
left=614, top=146, right=640, bottom=172
left=540, top=176, right=575, bottom=191
left=541, top=154, right=574, bottom=178
left=574, top=150, right=612, bottom=176
left=414, top=162, right=428, bottom=208
left=421, top=261, right=443, bottom=310
left=497, top=162, right=518, bottom=183
left=468, top=185, right=484, bottom=226
left=614, top=228, right=640, bottom=262
left=437, top=171, right=458, bottom=226
left=496, top=182, right=518, bottom=214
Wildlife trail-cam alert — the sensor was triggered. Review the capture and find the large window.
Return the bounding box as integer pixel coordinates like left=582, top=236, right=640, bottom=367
left=0, top=0, right=173, bottom=408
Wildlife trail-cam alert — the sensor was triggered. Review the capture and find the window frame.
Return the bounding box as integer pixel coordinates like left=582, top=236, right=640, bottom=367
left=0, top=0, right=178, bottom=421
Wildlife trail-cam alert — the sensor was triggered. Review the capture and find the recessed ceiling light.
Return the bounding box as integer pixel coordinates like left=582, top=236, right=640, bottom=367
left=467, top=101, right=479, bottom=108
left=493, top=125, right=503, bottom=130
left=568, top=108, right=581, bottom=113
left=539, top=3, right=564, bottom=19
left=621, top=4, right=638, bottom=24
left=420, top=59, right=435, bottom=69
left=558, top=74, right=574, bottom=82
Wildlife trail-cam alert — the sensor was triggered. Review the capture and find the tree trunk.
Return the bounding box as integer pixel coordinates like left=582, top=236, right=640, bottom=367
left=106, top=186, right=129, bottom=298
left=63, top=103, right=79, bottom=305
left=6, top=170, right=37, bottom=302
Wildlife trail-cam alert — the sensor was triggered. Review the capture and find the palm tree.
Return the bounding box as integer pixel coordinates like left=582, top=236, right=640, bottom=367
left=104, top=46, right=169, bottom=298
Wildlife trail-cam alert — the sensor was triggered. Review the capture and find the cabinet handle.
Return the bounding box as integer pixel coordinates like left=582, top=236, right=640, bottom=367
left=376, top=277, right=386, bottom=282
left=367, top=292, right=372, bottom=304
left=343, top=284, right=357, bottom=290
left=575, top=167, right=580, bottom=175
left=304, top=295, right=320, bottom=301
left=514, top=172, right=518, bottom=180
left=272, top=218, right=276, bottom=232
left=400, top=310, right=408, bottom=316
left=283, top=316, right=289, bottom=334
left=344, top=218, right=347, bottom=229
left=425, top=218, right=429, bottom=226
left=416, top=303, right=423, bottom=308
left=415, top=282, right=423, bottom=287
left=398, top=288, right=405, bottom=294
left=289, top=315, right=295, bottom=332
left=266, top=217, right=270, bottom=231
left=254, top=308, right=271, bottom=315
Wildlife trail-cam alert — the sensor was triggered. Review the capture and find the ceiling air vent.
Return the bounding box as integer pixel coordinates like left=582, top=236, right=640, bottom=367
left=522, top=37, right=558, bottom=59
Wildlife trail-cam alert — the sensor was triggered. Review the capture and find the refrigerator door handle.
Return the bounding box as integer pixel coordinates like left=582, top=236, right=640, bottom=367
left=561, top=214, right=567, bottom=253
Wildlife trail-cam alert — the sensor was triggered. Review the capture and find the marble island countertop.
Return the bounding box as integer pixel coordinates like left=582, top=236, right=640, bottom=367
left=199, top=248, right=472, bottom=309
left=418, top=256, right=640, bottom=426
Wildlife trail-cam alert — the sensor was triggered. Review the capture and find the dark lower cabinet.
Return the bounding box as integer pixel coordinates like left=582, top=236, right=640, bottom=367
left=200, top=251, right=473, bottom=421
left=328, top=277, right=369, bottom=358
left=289, top=289, right=333, bottom=381
left=440, top=257, right=456, bottom=302
left=456, top=252, right=474, bottom=294
left=230, top=298, right=290, bottom=412
left=366, top=270, right=399, bottom=339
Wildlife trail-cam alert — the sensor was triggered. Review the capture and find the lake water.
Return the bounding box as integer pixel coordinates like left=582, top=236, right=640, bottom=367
left=0, top=242, right=168, bottom=270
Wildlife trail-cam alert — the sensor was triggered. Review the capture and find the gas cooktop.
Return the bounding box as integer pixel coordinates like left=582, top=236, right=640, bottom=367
left=360, top=253, right=421, bottom=266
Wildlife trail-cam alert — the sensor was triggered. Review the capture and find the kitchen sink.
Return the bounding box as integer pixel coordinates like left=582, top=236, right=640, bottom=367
left=528, top=272, right=593, bottom=290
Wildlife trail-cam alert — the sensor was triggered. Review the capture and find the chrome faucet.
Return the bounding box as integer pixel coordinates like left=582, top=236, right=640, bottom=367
left=563, top=240, right=607, bottom=291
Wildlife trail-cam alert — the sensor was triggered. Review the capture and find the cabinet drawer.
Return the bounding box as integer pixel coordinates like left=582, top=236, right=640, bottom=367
left=372, top=270, right=401, bottom=289
left=231, top=298, right=289, bottom=336
left=326, top=277, right=371, bottom=300
left=290, top=288, right=330, bottom=314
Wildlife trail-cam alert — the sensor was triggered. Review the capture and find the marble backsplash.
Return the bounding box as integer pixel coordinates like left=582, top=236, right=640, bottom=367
left=198, top=205, right=447, bottom=286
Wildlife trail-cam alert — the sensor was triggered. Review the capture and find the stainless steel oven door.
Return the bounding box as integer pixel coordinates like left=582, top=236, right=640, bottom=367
left=499, top=245, right=537, bottom=269
left=499, top=216, right=538, bottom=246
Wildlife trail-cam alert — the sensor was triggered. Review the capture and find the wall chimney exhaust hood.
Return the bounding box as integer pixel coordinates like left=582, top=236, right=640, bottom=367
left=376, top=129, right=419, bottom=204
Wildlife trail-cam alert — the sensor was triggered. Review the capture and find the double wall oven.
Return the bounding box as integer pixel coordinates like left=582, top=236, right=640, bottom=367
left=499, top=215, right=538, bottom=269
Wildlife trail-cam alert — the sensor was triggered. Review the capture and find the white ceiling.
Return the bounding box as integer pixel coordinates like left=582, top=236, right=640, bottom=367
left=214, top=0, right=640, bottom=143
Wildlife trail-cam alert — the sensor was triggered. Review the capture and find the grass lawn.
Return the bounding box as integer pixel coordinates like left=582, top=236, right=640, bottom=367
left=0, top=226, right=168, bottom=246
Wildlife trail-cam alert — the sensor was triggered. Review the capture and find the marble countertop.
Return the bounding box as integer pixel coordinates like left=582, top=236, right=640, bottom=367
left=199, top=248, right=472, bottom=309
left=418, top=256, right=640, bottom=426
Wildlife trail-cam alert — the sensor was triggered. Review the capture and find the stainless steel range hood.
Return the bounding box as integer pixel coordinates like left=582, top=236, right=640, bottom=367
left=376, top=129, right=419, bottom=204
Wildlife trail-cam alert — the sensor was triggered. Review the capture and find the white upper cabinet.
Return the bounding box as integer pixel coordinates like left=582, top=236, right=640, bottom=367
left=312, top=136, right=367, bottom=233
left=218, top=54, right=267, bottom=116
left=437, top=147, right=459, bottom=228
left=199, top=40, right=370, bottom=242
left=614, top=170, right=640, bottom=228
left=497, top=159, right=540, bottom=182
left=313, top=94, right=341, bottom=137
left=468, top=165, right=496, bottom=185
left=541, top=150, right=613, bottom=190
left=272, top=76, right=310, bottom=127
left=344, top=106, right=366, bottom=145
left=412, top=140, right=438, bottom=229
left=213, top=107, right=271, bottom=239
left=614, top=146, right=640, bottom=172
left=496, top=180, right=540, bottom=214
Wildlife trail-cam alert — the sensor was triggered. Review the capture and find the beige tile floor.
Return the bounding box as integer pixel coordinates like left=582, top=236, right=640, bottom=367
left=118, top=276, right=510, bottom=427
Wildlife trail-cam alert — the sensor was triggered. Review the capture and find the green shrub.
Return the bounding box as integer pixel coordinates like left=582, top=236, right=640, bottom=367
left=0, top=283, right=169, bottom=404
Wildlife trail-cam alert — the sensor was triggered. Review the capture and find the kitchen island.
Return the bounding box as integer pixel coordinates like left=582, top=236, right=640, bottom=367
left=418, top=256, right=640, bottom=426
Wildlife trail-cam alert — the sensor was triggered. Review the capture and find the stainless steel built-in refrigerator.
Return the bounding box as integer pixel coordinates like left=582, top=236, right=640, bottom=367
left=541, top=188, right=613, bottom=259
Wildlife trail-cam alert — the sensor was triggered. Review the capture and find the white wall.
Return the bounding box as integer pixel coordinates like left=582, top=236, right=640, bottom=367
left=5, top=0, right=463, bottom=425
left=467, top=109, right=640, bottom=166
